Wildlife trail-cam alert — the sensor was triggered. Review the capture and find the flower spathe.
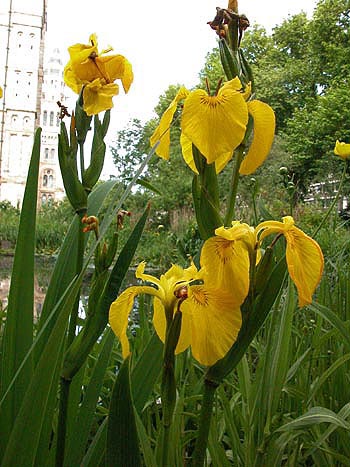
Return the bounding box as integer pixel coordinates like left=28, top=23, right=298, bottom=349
left=334, top=140, right=350, bottom=160
left=256, top=216, right=324, bottom=307
left=150, top=77, right=275, bottom=175
left=64, top=34, right=133, bottom=115
left=109, top=261, right=242, bottom=366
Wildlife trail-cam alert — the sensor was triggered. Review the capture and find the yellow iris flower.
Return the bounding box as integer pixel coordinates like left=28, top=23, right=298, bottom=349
left=150, top=77, right=275, bottom=175
left=334, top=140, right=350, bottom=160
left=109, top=261, right=242, bottom=366
left=64, top=33, right=133, bottom=116
left=202, top=216, right=323, bottom=308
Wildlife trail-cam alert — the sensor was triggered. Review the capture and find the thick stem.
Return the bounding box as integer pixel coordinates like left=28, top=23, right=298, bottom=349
left=67, top=212, right=85, bottom=346
left=56, top=212, right=85, bottom=464
left=191, top=380, right=217, bottom=467
left=79, top=142, right=85, bottom=182
left=55, top=377, right=71, bottom=467
left=160, top=309, right=182, bottom=466
left=224, top=146, right=244, bottom=226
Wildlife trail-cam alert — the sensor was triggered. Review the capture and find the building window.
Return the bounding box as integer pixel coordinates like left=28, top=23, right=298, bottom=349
left=48, top=175, right=54, bottom=188
left=41, top=194, right=47, bottom=205
left=49, top=111, right=54, bottom=126
left=44, top=148, right=49, bottom=159
left=43, top=174, right=48, bottom=187
left=50, top=148, right=55, bottom=159
left=43, top=111, right=47, bottom=126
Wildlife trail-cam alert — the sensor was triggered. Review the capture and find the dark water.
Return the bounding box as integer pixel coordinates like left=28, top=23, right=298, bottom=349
left=0, top=254, right=57, bottom=313
left=0, top=254, right=137, bottom=314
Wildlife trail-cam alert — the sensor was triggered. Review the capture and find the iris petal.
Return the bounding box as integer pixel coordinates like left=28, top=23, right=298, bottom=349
left=182, top=285, right=242, bottom=366
left=285, top=227, right=324, bottom=307
left=200, top=235, right=250, bottom=306
left=109, top=285, right=160, bottom=358
left=334, top=140, right=350, bottom=160
left=153, top=298, right=191, bottom=354
left=150, top=87, right=189, bottom=160
left=181, top=88, right=248, bottom=164
left=239, top=100, right=275, bottom=175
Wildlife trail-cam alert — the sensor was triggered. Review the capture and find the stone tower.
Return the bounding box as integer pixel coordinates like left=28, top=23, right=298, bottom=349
left=0, top=0, right=65, bottom=207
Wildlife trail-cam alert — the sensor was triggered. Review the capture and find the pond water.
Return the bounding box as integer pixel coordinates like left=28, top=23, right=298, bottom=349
left=0, top=254, right=58, bottom=315
left=0, top=254, right=137, bottom=316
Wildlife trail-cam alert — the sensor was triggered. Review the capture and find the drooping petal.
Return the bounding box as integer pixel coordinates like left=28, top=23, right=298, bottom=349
left=153, top=298, right=191, bottom=354
left=334, top=140, right=350, bottom=160
left=181, top=87, right=248, bottom=164
left=284, top=226, right=324, bottom=307
left=200, top=234, right=250, bottom=306
left=102, top=55, right=133, bottom=93
left=255, top=216, right=324, bottom=307
left=239, top=100, right=275, bottom=175
left=214, top=150, right=234, bottom=174
left=150, top=87, right=189, bottom=160
left=83, top=80, right=119, bottom=116
left=109, top=285, right=161, bottom=358
left=180, top=133, right=198, bottom=174
left=182, top=285, right=242, bottom=366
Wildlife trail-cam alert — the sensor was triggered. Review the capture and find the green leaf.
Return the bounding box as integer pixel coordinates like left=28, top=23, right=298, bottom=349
left=277, top=406, right=350, bottom=432
left=132, top=332, right=163, bottom=414
left=0, top=129, right=41, bottom=458
left=65, top=329, right=115, bottom=466
left=1, top=275, right=81, bottom=466
left=136, top=178, right=162, bottom=195
left=106, top=356, right=142, bottom=467
left=308, top=302, right=350, bottom=351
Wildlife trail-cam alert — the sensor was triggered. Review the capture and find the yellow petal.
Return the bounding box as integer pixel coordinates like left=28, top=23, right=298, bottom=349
left=180, top=133, right=199, bottom=174
left=102, top=55, right=133, bottom=93
left=334, top=140, right=350, bottom=160
left=200, top=235, right=250, bottom=306
left=181, top=88, right=248, bottom=164
left=0, top=87, right=3, bottom=99
left=214, top=150, right=234, bottom=174
left=109, top=285, right=159, bottom=358
left=82, top=80, right=119, bottom=115
left=182, top=285, right=242, bottom=366
left=255, top=216, right=324, bottom=307
left=285, top=226, right=324, bottom=307
left=150, top=87, right=189, bottom=160
left=153, top=298, right=191, bottom=354
left=239, top=100, right=275, bottom=175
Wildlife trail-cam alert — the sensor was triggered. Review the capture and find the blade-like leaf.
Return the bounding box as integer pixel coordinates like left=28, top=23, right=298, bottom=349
left=0, top=129, right=41, bottom=458
left=106, top=356, right=142, bottom=467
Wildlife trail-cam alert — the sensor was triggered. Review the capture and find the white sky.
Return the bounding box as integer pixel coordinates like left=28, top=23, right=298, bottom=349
left=46, top=0, right=317, bottom=175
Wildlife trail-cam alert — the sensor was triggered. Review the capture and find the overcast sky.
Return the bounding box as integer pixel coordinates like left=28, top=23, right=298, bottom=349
left=46, top=0, right=317, bottom=174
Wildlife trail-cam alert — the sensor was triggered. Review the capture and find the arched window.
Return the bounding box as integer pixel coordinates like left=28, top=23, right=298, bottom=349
left=49, top=111, right=54, bottom=126
left=43, top=111, right=47, bottom=126
left=43, top=174, right=48, bottom=187
left=44, top=148, right=49, bottom=159
left=41, top=194, right=47, bottom=205
left=50, top=148, right=55, bottom=159
left=48, top=175, right=54, bottom=188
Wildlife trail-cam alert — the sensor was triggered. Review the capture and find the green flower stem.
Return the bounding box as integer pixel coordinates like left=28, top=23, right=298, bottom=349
left=56, top=212, right=85, bottom=466
left=160, top=309, right=182, bottom=466
left=55, top=377, right=70, bottom=467
left=79, top=142, right=85, bottom=182
left=191, top=380, right=218, bottom=467
left=67, top=212, right=85, bottom=347
left=312, top=161, right=348, bottom=238
left=224, top=146, right=245, bottom=226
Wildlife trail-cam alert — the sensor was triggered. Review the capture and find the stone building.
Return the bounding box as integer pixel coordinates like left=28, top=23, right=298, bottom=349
left=0, top=0, right=65, bottom=207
